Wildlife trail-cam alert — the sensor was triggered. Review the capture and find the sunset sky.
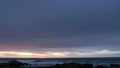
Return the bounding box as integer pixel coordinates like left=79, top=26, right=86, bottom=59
left=0, top=0, right=120, bottom=58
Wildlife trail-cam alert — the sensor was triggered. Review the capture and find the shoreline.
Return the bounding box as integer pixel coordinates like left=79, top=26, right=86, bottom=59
left=0, top=60, right=120, bottom=68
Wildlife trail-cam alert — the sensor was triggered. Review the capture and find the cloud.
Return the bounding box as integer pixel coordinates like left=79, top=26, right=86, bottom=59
left=0, top=0, right=120, bottom=57
left=68, top=50, right=120, bottom=57
left=73, top=50, right=120, bottom=55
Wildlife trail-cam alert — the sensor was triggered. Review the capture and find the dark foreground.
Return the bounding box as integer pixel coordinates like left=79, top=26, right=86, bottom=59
left=0, top=60, right=120, bottom=68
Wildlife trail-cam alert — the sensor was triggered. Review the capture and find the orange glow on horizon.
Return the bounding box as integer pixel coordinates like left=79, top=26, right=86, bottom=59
left=0, top=51, right=46, bottom=58
left=0, top=50, right=120, bottom=58
left=0, top=51, right=69, bottom=58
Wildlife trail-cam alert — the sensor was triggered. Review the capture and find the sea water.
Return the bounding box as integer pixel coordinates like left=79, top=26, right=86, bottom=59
left=0, top=57, right=120, bottom=66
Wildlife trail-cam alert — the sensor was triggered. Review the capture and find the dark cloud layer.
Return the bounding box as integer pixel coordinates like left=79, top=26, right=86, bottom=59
left=0, top=0, right=120, bottom=51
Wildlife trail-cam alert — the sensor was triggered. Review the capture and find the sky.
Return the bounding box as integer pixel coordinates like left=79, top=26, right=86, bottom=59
left=0, top=0, right=120, bottom=58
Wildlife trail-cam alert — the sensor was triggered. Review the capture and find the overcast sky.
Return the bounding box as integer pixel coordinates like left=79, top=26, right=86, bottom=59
left=0, top=0, right=120, bottom=58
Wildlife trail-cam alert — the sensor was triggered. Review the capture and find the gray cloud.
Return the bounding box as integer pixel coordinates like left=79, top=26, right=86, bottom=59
left=0, top=0, right=120, bottom=52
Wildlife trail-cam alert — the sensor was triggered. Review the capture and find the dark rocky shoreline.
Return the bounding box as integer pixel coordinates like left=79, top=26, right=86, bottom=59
left=0, top=60, right=120, bottom=68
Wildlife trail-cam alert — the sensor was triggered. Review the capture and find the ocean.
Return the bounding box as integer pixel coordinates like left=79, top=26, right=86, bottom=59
left=0, top=57, right=120, bottom=67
